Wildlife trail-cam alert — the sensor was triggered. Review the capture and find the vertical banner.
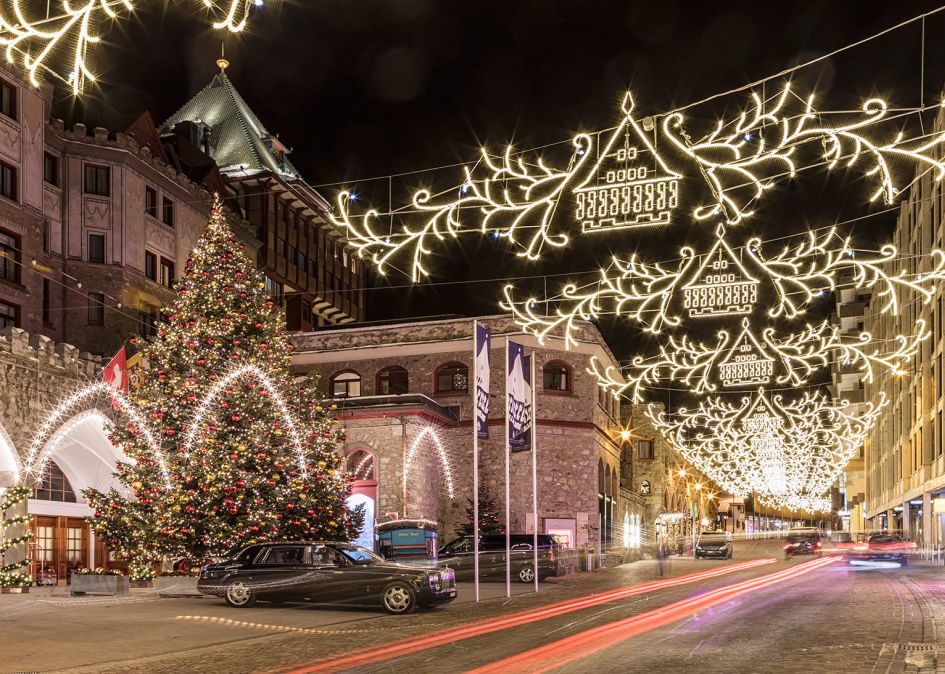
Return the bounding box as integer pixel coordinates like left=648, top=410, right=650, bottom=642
left=475, top=325, right=491, bottom=439
left=507, top=341, right=533, bottom=452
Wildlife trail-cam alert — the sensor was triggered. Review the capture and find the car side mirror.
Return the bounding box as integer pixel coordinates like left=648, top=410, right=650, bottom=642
left=355, top=558, right=372, bottom=565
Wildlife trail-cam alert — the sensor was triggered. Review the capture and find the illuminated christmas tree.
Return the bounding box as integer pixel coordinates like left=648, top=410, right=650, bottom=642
left=85, top=197, right=361, bottom=576
left=457, top=485, right=504, bottom=537
left=0, top=486, right=32, bottom=588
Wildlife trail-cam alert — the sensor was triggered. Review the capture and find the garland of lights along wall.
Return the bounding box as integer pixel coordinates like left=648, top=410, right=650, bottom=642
left=334, top=87, right=945, bottom=513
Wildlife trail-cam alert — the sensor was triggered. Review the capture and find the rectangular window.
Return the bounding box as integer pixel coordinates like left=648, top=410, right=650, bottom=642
left=43, top=153, right=58, bottom=186
left=296, top=251, right=306, bottom=269
left=264, top=275, right=283, bottom=302
left=42, top=279, right=50, bottom=325
left=88, top=233, right=106, bottom=263
left=42, top=219, right=48, bottom=253
left=145, top=251, right=157, bottom=281
left=636, top=439, right=654, bottom=460
left=83, top=164, right=110, bottom=196
left=145, top=186, right=157, bottom=217
left=309, top=258, right=317, bottom=276
left=0, top=161, right=16, bottom=201
left=0, top=299, right=16, bottom=328
left=159, top=258, right=174, bottom=288
left=161, top=196, right=174, bottom=227
left=0, top=80, right=15, bottom=120
left=88, top=292, right=104, bottom=326
left=276, top=239, right=285, bottom=258
left=138, top=308, right=157, bottom=337
left=0, top=228, right=19, bottom=282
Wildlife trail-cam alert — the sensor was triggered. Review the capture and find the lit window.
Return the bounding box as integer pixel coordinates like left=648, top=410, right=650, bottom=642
left=331, top=371, right=361, bottom=398
left=436, top=362, right=469, bottom=392
left=543, top=362, right=571, bottom=392
left=159, top=258, right=174, bottom=288
left=636, top=440, right=654, bottom=460
left=34, top=461, right=76, bottom=502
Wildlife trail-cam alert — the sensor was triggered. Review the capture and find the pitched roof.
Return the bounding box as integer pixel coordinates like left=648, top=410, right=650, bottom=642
left=159, top=72, right=300, bottom=179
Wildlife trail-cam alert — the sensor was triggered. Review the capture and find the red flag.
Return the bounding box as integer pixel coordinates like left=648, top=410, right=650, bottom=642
left=103, top=345, right=128, bottom=394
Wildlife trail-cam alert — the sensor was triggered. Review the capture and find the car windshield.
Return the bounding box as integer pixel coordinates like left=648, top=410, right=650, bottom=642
left=338, top=545, right=384, bottom=564
left=868, top=534, right=901, bottom=543
left=699, top=534, right=728, bottom=544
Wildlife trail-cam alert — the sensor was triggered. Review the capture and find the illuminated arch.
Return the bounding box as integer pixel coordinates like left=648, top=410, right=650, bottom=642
left=31, top=410, right=130, bottom=497
left=23, top=382, right=168, bottom=488
left=0, top=419, right=21, bottom=486
left=182, top=364, right=307, bottom=476
left=402, top=426, right=455, bottom=501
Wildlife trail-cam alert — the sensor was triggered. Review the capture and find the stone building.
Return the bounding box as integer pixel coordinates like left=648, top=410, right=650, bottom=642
left=292, top=314, right=653, bottom=551
left=0, top=58, right=362, bottom=359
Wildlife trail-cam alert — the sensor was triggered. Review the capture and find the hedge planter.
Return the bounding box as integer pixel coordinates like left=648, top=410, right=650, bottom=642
left=1, top=586, right=29, bottom=594
left=155, top=576, right=201, bottom=597
left=71, top=575, right=130, bottom=596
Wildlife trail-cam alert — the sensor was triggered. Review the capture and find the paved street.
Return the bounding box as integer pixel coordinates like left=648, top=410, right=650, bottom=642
left=4, top=539, right=945, bottom=673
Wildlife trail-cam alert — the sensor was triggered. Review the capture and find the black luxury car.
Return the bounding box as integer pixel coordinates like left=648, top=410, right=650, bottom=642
left=437, top=534, right=560, bottom=583
left=694, top=531, right=733, bottom=559
left=197, top=542, right=457, bottom=614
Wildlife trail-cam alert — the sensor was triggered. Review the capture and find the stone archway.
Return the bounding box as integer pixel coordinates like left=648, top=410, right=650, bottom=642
left=28, top=410, right=129, bottom=580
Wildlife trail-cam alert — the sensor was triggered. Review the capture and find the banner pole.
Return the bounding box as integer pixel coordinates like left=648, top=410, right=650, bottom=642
left=530, top=354, right=538, bottom=593
left=473, top=320, right=480, bottom=603
left=505, top=336, right=511, bottom=599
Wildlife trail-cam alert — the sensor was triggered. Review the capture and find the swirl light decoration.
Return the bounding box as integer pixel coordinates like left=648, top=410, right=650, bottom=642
left=646, top=389, right=885, bottom=512
left=588, top=318, right=926, bottom=403
left=335, top=85, right=945, bottom=283
left=0, top=1, right=263, bottom=93
left=504, top=226, right=945, bottom=341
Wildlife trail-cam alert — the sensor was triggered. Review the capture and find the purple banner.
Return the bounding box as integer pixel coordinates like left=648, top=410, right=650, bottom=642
left=475, top=324, right=491, bottom=440
left=507, top=341, right=532, bottom=451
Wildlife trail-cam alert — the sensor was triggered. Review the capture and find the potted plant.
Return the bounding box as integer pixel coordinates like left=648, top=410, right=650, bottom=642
left=0, top=486, right=32, bottom=594
left=71, top=568, right=130, bottom=596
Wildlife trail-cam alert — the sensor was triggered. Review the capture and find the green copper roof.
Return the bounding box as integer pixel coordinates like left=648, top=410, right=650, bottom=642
left=160, top=72, right=300, bottom=179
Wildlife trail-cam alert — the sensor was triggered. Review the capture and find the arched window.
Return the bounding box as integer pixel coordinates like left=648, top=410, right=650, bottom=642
left=376, top=366, right=408, bottom=395
left=34, top=461, right=77, bottom=503
left=347, top=449, right=375, bottom=481
left=542, top=361, right=572, bottom=393
left=330, top=370, right=361, bottom=398
left=435, top=362, right=469, bottom=393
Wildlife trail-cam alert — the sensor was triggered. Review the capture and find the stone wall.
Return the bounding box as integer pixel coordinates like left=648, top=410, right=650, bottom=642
left=0, top=328, right=101, bottom=486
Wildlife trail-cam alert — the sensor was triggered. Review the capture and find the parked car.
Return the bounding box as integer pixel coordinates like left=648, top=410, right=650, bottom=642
left=438, top=534, right=559, bottom=583
left=845, top=533, right=916, bottom=566
left=197, top=541, right=456, bottom=614
left=783, top=530, right=823, bottom=557
left=694, top=531, right=733, bottom=559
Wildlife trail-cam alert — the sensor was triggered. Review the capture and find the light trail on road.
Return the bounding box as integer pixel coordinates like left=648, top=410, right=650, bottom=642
left=468, top=556, right=838, bottom=674
left=279, top=557, right=776, bottom=674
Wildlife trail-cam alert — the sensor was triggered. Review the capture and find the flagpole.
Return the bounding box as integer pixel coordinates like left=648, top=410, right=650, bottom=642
left=473, top=320, right=480, bottom=603
left=530, top=354, right=538, bottom=593
left=505, top=336, right=511, bottom=599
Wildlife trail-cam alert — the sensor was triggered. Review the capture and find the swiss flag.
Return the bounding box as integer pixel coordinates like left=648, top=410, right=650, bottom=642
left=104, top=346, right=128, bottom=394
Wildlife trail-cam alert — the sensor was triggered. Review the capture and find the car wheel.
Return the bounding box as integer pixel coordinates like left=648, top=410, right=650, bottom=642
left=224, top=580, right=256, bottom=608
left=518, top=566, right=536, bottom=584
left=382, top=582, right=417, bottom=615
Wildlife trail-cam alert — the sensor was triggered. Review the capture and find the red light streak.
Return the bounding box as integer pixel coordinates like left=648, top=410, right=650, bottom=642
left=468, top=556, right=837, bottom=674
left=279, top=557, right=776, bottom=674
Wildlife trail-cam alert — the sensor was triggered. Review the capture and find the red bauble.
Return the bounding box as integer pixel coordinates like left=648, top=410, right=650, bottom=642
left=229, top=453, right=238, bottom=460
left=229, top=507, right=238, bottom=515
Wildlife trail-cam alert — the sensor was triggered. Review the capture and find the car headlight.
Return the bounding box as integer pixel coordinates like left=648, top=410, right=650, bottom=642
left=428, top=573, right=442, bottom=591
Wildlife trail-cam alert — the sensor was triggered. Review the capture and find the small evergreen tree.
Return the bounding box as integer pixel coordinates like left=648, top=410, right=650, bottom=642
left=0, top=486, right=32, bottom=587
left=85, top=198, right=361, bottom=575
left=457, top=485, right=504, bottom=537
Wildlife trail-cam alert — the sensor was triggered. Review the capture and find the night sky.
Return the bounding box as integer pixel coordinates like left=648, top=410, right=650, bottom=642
left=52, top=0, right=945, bottom=388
